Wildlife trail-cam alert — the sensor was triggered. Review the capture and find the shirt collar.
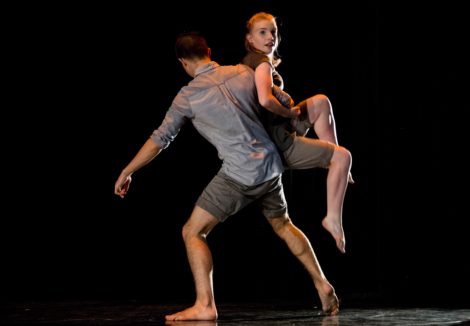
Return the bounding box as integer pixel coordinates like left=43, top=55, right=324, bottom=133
left=194, top=61, right=219, bottom=77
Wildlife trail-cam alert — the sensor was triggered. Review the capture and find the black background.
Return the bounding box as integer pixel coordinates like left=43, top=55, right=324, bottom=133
left=4, top=1, right=467, bottom=307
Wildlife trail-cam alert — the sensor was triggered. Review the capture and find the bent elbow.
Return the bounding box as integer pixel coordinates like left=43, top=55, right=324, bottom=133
left=259, top=97, right=271, bottom=108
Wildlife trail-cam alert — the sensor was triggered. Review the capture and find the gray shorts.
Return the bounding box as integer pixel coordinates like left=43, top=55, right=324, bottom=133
left=283, top=136, right=335, bottom=169
left=196, top=171, right=287, bottom=222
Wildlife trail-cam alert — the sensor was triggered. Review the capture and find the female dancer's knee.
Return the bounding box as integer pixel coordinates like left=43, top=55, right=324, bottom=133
left=310, top=94, right=331, bottom=110
left=332, top=146, right=352, bottom=168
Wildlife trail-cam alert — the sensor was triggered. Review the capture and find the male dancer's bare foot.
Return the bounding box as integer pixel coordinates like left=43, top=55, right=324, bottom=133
left=322, top=216, right=346, bottom=253
left=321, top=315, right=339, bottom=326
left=165, top=321, right=217, bottom=326
left=317, top=282, right=340, bottom=316
left=165, top=303, right=217, bottom=321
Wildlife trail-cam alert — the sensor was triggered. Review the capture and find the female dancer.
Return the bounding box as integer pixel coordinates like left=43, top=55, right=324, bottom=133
left=243, top=12, right=354, bottom=253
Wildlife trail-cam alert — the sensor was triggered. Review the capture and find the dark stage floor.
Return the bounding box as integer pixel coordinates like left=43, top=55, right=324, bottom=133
left=1, top=300, right=469, bottom=326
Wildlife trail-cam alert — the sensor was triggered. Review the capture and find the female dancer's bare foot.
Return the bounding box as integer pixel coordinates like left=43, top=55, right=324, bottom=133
left=348, top=172, right=355, bottom=184
left=165, top=303, right=217, bottom=321
left=317, top=282, right=340, bottom=316
left=322, top=216, right=346, bottom=253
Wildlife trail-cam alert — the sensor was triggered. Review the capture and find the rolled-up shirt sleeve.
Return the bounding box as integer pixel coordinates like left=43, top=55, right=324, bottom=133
left=150, top=92, right=191, bottom=149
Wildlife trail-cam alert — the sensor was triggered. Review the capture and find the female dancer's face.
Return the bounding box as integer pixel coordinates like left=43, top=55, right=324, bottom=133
left=246, top=18, right=278, bottom=55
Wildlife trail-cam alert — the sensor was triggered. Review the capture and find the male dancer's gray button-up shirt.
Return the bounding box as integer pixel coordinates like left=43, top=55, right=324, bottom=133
left=151, top=61, right=284, bottom=186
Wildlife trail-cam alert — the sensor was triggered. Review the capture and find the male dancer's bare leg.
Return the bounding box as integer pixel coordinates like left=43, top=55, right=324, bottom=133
left=165, top=206, right=219, bottom=321
left=305, top=94, right=354, bottom=184
left=321, top=146, right=351, bottom=253
left=267, top=215, right=340, bottom=316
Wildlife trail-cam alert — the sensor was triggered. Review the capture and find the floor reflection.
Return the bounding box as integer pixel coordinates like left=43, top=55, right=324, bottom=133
left=1, top=301, right=469, bottom=325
